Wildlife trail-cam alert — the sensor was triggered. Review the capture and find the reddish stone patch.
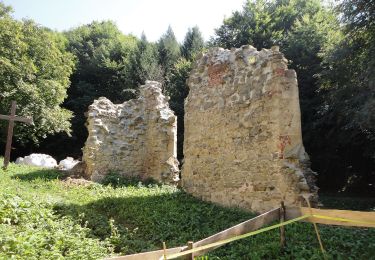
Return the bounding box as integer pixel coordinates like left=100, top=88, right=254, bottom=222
left=277, top=135, right=291, bottom=159
left=208, top=64, right=228, bottom=86
left=275, top=68, right=286, bottom=76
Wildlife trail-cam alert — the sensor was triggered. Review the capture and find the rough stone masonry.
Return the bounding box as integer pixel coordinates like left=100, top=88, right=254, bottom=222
left=82, top=81, right=179, bottom=183
left=182, top=46, right=318, bottom=212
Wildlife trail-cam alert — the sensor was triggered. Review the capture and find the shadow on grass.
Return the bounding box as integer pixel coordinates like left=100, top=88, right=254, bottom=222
left=11, top=168, right=66, bottom=181
left=53, top=191, right=254, bottom=255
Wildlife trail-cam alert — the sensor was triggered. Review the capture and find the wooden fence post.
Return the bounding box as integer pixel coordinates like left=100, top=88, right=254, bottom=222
left=163, top=242, right=167, bottom=260
left=186, top=241, right=194, bottom=260
left=280, top=201, right=286, bottom=250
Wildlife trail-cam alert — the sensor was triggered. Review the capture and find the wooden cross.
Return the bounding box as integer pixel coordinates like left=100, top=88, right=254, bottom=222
left=0, top=101, right=33, bottom=170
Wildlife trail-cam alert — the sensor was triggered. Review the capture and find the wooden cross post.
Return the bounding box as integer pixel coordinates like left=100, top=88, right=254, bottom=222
left=0, top=101, right=33, bottom=170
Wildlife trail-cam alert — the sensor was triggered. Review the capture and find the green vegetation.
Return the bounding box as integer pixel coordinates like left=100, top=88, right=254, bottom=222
left=0, top=2, right=74, bottom=144
left=1, top=164, right=374, bottom=259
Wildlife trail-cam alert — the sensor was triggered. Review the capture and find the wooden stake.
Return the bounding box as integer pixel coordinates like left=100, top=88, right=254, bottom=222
left=3, top=101, right=16, bottom=170
left=186, top=241, right=194, bottom=260
left=304, top=196, right=327, bottom=260
left=163, top=241, right=167, bottom=260
left=279, top=201, right=286, bottom=250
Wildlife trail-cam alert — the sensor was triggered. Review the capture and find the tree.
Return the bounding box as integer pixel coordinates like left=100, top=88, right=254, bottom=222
left=338, top=0, right=375, bottom=30
left=210, top=0, right=323, bottom=49
left=0, top=3, right=74, bottom=145
left=65, top=21, right=137, bottom=104
left=181, top=26, right=205, bottom=60
left=158, top=26, right=181, bottom=78
left=128, top=33, right=163, bottom=86
left=312, top=0, right=375, bottom=192
left=0, top=2, right=12, bottom=18
left=211, top=0, right=276, bottom=49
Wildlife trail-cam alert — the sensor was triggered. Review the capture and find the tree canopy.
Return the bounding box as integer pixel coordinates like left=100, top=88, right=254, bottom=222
left=181, top=26, right=205, bottom=60
left=0, top=3, right=74, bottom=144
left=311, top=0, right=375, bottom=191
left=158, top=26, right=181, bottom=78
left=128, top=33, right=163, bottom=87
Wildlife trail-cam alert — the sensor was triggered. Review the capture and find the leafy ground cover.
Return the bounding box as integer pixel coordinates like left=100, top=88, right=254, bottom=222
left=0, top=163, right=374, bottom=259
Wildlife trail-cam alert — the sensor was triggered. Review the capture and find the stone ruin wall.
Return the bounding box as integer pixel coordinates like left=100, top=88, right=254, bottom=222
left=182, top=46, right=318, bottom=212
left=82, top=81, right=179, bottom=183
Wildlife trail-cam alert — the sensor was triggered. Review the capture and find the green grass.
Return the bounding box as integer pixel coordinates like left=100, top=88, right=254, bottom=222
left=0, top=163, right=374, bottom=259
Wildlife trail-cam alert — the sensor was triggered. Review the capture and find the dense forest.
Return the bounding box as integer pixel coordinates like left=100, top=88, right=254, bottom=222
left=0, top=0, right=374, bottom=194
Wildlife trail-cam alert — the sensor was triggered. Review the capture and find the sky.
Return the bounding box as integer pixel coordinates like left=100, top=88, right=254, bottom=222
left=3, top=0, right=245, bottom=42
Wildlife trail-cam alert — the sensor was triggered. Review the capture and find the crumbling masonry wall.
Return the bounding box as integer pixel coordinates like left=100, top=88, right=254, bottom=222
left=82, top=81, right=179, bottom=183
left=182, top=46, right=318, bottom=212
